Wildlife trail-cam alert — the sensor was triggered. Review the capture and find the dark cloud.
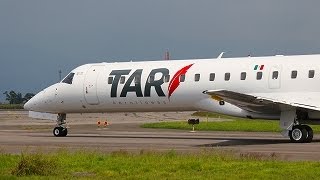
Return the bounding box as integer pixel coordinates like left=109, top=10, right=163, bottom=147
left=1, top=0, right=320, bottom=101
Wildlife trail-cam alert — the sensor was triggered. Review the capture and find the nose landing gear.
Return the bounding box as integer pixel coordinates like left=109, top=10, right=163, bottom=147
left=53, top=113, right=68, bottom=137
left=53, top=126, right=68, bottom=137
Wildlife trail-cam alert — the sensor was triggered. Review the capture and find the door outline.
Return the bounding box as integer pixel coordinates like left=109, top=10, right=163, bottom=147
left=84, top=65, right=104, bottom=105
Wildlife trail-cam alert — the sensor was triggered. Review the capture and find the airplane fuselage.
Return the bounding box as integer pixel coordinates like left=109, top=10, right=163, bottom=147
left=24, top=54, right=320, bottom=142
left=25, top=54, right=320, bottom=120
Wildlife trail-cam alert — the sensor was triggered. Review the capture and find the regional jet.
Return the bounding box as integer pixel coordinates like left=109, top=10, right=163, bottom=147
left=24, top=54, right=320, bottom=143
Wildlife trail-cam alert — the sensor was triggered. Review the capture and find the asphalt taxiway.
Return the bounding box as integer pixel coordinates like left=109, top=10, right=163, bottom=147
left=0, top=111, right=320, bottom=161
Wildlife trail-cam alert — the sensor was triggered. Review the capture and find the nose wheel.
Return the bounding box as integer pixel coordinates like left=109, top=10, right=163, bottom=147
left=53, top=126, right=68, bottom=137
left=53, top=113, right=68, bottom=137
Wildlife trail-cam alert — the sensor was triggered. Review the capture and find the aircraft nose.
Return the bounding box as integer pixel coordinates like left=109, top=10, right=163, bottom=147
left=24, top=94, right=38, bottom=111
left=23, top=89, right=47, bottom=111
left=24, top=84, right=58, bottom=112
left=24, top=100, right=31, bottom=110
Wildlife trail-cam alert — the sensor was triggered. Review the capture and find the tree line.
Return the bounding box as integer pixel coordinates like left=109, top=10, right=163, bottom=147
left=3, top=91, right=35, bottom=104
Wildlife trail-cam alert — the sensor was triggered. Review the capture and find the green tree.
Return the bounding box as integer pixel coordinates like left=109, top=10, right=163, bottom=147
left=3, top=91, right=24, bottom=104
left=23, top=93, right=35, bottom=103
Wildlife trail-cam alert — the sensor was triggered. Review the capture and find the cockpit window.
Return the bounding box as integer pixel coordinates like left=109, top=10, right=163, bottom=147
left=62, top=73, right=75, bottom=84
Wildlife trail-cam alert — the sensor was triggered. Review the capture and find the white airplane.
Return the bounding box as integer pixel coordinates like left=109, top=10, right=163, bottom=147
left=24, top=54, right=320, bottom=143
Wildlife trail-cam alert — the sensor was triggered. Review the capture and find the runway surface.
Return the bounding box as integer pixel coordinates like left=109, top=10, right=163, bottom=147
left=1, top=111, right=320, bottom=161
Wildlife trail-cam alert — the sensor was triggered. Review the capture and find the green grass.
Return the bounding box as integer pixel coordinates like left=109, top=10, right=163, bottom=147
left=0, top=104, right=24, bottom=110
left=11, top=152, right=59, bottom=176
left=142, top=112, right=320, bottom=133
left=192, top=111, right=248, bottom=119
left=142, top=120, right=282, bottom=132
left=1, top=150, right=320, bottom=179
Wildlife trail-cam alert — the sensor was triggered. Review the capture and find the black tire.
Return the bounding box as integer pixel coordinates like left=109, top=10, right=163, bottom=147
left=302, top=125, right=313, bottom=143
left=53, top=127, right=63, bottom=137
left=289, top=125, right=308, bottom=143
left=61, top=128, right=68, bottom=137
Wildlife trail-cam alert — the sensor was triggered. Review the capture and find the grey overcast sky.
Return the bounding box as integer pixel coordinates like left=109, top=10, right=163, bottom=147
left=1, top=0, right=320, bottom=102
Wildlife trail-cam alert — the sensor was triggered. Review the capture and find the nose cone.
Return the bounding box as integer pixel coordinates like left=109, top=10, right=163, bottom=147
left=24, top=99, right=32, bottom=110
left=24, top=93, right=39, bottom=111
left=24, top=84, right=58, bottom=112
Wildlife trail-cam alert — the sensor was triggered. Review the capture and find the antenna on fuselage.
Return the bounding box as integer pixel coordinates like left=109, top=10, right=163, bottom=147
left=217, top=52, right=224, bottom=59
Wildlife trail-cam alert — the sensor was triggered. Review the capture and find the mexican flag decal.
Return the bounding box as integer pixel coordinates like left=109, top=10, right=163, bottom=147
left=254, top=65, right=264, bottom=70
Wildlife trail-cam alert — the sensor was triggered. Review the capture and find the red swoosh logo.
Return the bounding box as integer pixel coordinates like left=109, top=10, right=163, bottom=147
left=168, top=64, right=194, bottom=99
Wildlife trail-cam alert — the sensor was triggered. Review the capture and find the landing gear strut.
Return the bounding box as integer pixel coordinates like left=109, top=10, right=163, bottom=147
left=53, top=113, right=68, bottom=137
left=280, top=109, right=313, bottom=143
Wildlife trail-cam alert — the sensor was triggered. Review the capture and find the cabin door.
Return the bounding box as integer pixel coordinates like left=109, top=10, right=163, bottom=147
left=268, top=65, right=282, bottom=89
left=84, top=65, right=104, bottom=105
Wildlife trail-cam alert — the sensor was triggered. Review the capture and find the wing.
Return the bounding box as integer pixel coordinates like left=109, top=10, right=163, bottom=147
left=203, top=90, right=320, bottom=113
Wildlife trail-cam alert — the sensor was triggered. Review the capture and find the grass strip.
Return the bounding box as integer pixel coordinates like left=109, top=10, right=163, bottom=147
left=1, top=150, right=320, bottom=179
left=142, top=119, right=279, bottom=132
left=142, top=120, right=320, bottom=133
left=0, top=104, right=24, bottom=110
left=192, top=111, right=248, bottom=119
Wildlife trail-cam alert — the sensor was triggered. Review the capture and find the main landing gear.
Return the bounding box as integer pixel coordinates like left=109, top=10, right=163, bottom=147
left=280, top=110, right=313, bottom=143
left=53, top=113, right=68, bottom=137
left=289, top=125, right=313, bottom=143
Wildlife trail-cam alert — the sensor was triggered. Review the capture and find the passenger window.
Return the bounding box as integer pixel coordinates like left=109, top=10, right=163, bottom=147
left=180, top=74, right=185, bottom=82
left=148, top=75, right=155, bottom=83
left=194, top=74, right=200, bottom=82
left=164, top=75, right=170, bottom=83
left=108, top=77, right=113, bottom=84
left=209, top=73, right=215, bottom=81
left=256, top=72, right=263, bottom=80
left=240, top=72, right=246, bottom=80
left=120, top=76, right=126, bottom=84
left=62, top=73, right=75, bottom=84
left=309, top=70, right=315, bottom=78
left=291, top=70, right=297, bottom=79
left=225, top=73, right=230, bottom=81
left=272, top=71, right=279, bottom=79
left=134, top=75, right=140, bottom=84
